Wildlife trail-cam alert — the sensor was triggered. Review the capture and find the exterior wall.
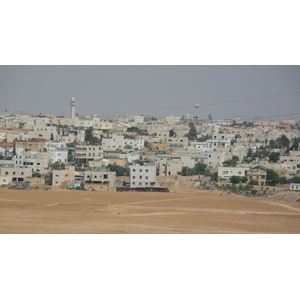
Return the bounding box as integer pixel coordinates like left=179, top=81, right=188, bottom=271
left=130, top=165, right=156, bottom=187
left=25, top=177, right=45, bottom=186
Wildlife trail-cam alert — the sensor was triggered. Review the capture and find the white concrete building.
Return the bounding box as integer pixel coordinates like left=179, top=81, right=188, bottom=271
left=217, top=166, right=248, bottom=182
left=130, top=165, right=156, bottom=187
left=290, top=183, right=300, bottom=191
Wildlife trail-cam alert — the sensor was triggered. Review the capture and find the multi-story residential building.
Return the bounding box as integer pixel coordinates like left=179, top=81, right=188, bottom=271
left=158, top=160, right=182, bottom=176
left=52, top=166, right=75, bottom=187
left=0, top=132, right=7, bottom=141
left=217, top=166, right=248, bottom=182
left=83, top=170, right=116, bottom=188
left=75, top=144, right=103, bottom=164
left=0, top=166, right=33, bottom=184
left=13, top=154, right=49, bottom=173
left=0, top=142, right=14, bottom=158
left=15, top=140, right=45, bottom=152
left=47, top=148, right=68, bottom=164
left=167, top=137, right=188, bottom=148
left=149, top=142, right=170, bottom=151
left=133, top=115, right=144, bottom=123
left=129, top=165, right=156, bottom=187
left=245, top=166, right=267, bottom=185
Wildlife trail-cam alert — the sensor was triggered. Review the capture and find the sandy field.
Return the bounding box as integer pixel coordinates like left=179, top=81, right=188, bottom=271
left=1, top=187, right=300, bottom=233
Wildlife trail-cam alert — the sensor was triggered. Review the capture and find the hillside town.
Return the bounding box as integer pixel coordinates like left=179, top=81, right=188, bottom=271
left=1, top=97, right=300, bottom=194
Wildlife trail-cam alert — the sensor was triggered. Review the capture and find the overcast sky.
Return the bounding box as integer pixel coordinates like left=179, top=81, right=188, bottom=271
left=0, top=65, right=299, bottom=121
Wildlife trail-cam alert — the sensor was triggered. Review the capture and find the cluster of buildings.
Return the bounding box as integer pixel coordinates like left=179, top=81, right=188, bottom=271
left=1, top=97, right=300, bottom=190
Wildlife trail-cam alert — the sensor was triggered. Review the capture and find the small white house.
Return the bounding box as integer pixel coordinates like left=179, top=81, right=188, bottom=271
left=290, top=183, right=300, bottom=191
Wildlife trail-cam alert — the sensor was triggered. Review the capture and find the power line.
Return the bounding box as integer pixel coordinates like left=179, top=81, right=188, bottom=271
left=243, top=112, right=300, bottom=120
left=81, top=91, right=300, bottom=116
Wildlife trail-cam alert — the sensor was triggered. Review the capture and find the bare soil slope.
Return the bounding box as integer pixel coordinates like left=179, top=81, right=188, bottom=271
left=1, top=188, right=300, bottom=233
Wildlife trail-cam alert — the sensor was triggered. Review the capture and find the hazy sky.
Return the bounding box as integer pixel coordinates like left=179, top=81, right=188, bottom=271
left=1, top=65, right=299, bottom=120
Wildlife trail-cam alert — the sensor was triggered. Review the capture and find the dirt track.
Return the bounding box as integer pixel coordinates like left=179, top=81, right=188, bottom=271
left=1, top=188, right=300, bottom=233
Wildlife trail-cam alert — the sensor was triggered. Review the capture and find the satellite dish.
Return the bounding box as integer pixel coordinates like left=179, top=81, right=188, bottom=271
left=195, top=104, right=199, bottom=108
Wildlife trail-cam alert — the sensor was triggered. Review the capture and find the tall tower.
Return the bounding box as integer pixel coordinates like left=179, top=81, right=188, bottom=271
left=70, top=96, right=76, bottom=119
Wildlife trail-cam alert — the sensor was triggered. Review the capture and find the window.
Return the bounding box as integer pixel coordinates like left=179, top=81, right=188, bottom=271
left=133, top=176, right=135, bottom=179
left=133, top=169, right=136, bottom=172
left=139, top=176, right=142, bottom=179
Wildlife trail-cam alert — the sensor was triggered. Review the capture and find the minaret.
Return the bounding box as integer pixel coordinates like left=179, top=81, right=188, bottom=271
left=70, top=96, right=76, bottom=119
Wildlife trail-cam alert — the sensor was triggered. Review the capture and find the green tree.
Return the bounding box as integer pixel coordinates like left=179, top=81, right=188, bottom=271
left=50, top=161, right=66, bottom=170
left=169, top=129, right=176, bottom=137
left=194, top=162, right=207, bottom=175
left=266, top=169, right=279, bottom=186
left=185, top=122, right=197, bottom=140
left=248, top=179, right=259, bottom=186
left=289, top=137, right=300, bottom=151
left=287, top=176, right=300, bottom=183
left=269, top=152, right=280, bottom=163
left=210, top=172, right=218, bottom=182
left=107, top=163, right=129, bottom=176
left=278, top=176, right=288, bottom=184
left=223, top=155, right=239, bottom=167
left=85, top=127, right=101, bottom=145
left=197, top=134, right=211, bottom=142
left=230, top=175, right=242, bottom=184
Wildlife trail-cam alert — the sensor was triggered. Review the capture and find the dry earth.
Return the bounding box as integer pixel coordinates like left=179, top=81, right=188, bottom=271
left=1, top=187, right=300, bottom=233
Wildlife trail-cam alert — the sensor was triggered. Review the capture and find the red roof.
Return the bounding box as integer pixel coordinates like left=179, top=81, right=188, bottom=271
left=0, top=143, right=14, bottom=147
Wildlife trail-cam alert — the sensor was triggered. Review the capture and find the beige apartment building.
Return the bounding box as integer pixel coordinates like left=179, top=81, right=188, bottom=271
left=83, top=170, right=116, bottom=188
left=52, top=166, right=76, bottom=187
left=75, top=145, right=103, bottom=164
left=15, top=140, right=45, bottom=152
left=245, top=167, right=267, bottom=186
left=158, top=160, right=182, bottom=176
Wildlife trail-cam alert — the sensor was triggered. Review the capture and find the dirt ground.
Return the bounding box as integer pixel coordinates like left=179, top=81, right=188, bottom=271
left=1, top=186, right=300, bottom=233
